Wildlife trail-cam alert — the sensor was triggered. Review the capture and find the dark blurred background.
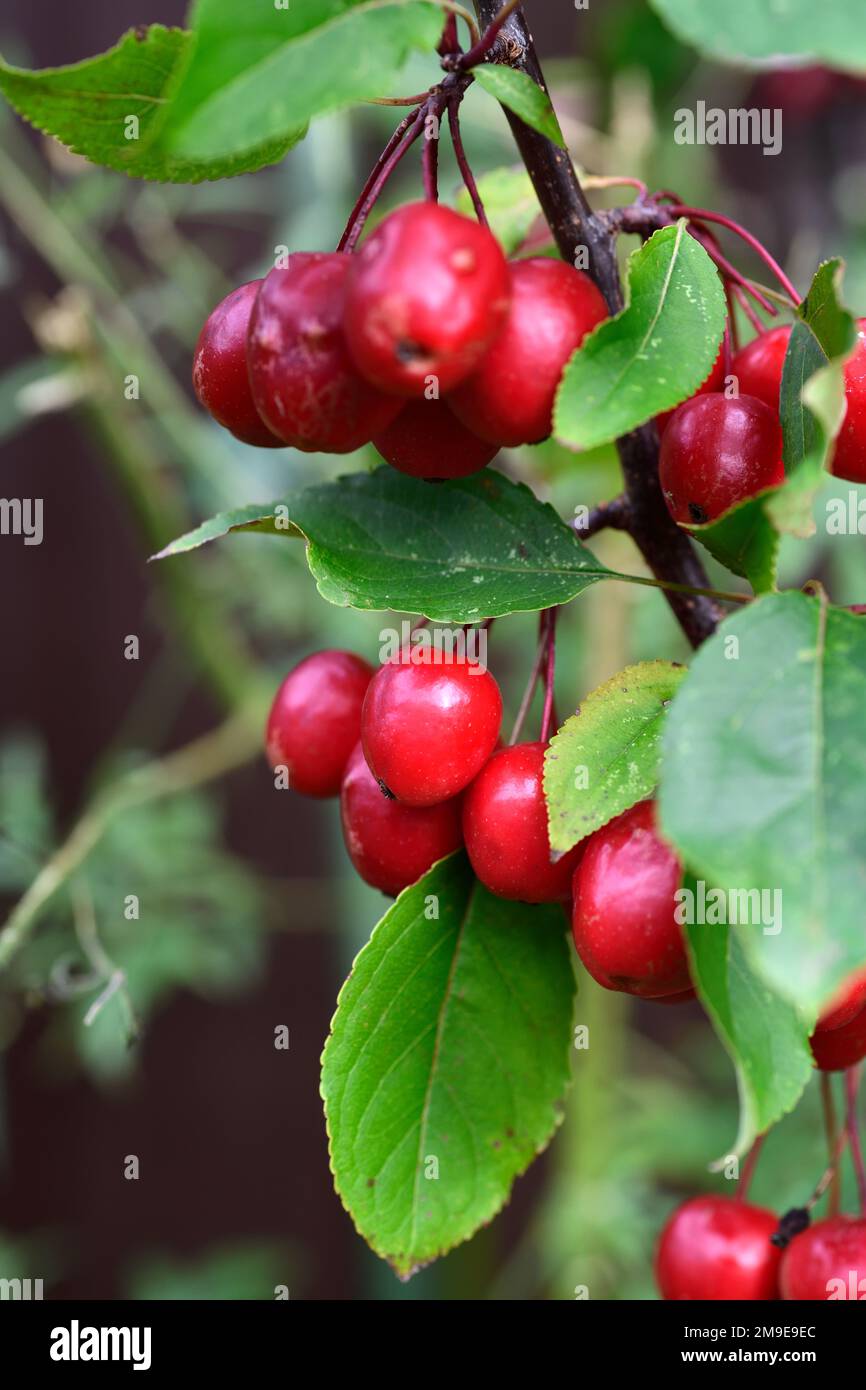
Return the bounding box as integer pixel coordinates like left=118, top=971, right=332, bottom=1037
left=1, top=0, right=866, bottom=1300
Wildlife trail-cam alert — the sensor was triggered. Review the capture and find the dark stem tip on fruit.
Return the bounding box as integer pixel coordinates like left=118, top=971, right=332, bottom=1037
left=770, top=1207, right=811, bottom=1249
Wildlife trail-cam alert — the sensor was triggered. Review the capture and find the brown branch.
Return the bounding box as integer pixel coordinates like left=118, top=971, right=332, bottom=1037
left=472, top=0, right=721, bottom=647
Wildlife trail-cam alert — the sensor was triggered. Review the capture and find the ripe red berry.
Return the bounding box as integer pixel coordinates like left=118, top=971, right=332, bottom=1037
left=450, top=258, right=608, bottom=446
left=340, top=742, right=463, bottom=896
left=656, top=345, right=727, bottom=437
left=815, top=968, right=866, bottom=1032
left=247, top=253, right=401, bottom=452
left=192, top=281, right=283, bottom=447
left=830, top=318, right=866, bottom=483
left=343, top=202, right=510, bottom=396
left=373, top=395, right=499, bottom=479
left=809, top=998, right=866, bottom=1071
left=660, top=392, right=785, bottom=524
left=571, top=800, right=689, bottom=998
left=361, top=651, right=502, bottom=807
left=655, top=1196, right=782, bottom=1301
left=780, top=1217, right=866, bottom=1300
left=265, top=649, right=374, bottom=798
left=731, top=325, right=791, bottom=412
left=462, top=742, right=584, bottom=903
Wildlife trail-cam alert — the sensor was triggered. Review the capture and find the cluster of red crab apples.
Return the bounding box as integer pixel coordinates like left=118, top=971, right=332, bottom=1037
left=265, top=643, right=866, bottom=1082
left=193, top=200, right=866, bottom=514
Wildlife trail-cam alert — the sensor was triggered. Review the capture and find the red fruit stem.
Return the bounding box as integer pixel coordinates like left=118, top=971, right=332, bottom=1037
left=459, top=0, right=523, bottom=68
left=338, top=104, right=427, bottom=253
left=509, top=615, right=548, bottom=745
left=447, top=98, right=489, bottom=226
left=736, top=1133, right=765, bottom=1199
left=845, top=1065, right=866, bottom=1215
left=724, top=283, right=741, bottom=352
left=669, top=205, right=801, bottom=307
left=731, top=281, right=767, bottom=338
left=688, top=225, right=778, bottom=317
left=820, top=1074, right=841, bottom=1217
left=808, top=1124, right=851, bottom=1211
left=539, top=607, right=558, bottom=743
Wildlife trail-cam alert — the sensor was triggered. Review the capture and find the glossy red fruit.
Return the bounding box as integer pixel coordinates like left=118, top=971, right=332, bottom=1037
left=571, top=800, right=689, bottom=998
left=265, top=650, right=374, bottom=798
left=462, top=742, right=584, bottom=903
left=450, top=258, right=608, bottom=446
left=810, top=1000, right=866, bottom=1071
left=247, top=253, right=401, bottom=452
left=656, top=346, right=727, bottom=437
left=340, top=742, right=462, bottom=895
left=373, top=396, right=499, bottom=479
left=660, top=392, right=785, bottom=524
left=780, top=1217, right=866, bottom=1301
left=731, top=325, right=791, bottom=412
left=831, top=318, right=866, bottom=483
left=361, top=651, right=502, bottom=807
left=192, top=281, right=283, bottom=447
left=656, top=1197, right=782, bottom=1301
left=815, top=968, right=866, bottom=1032
left=343, top=203, right=510, bottom=396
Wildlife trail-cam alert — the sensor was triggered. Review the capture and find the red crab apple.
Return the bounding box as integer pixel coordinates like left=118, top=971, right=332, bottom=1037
left=656, top=1196, right=782, bottom=1301
left=343, top=202, right=510, bottom=396
left=361, top=650, right=502, bottom=806
left=571, top=800, right=690, bottom=998
left=731, top=325, right=791, bottom=413
left=659, top=392, right=785, bottom=524
left=339, top=742, right=462, bottom=896
left=656, top=345, right=727, bottom=437
left=462, top=742, right=584, bottom=903
left=192, top=281, right=283, bottom=447
left=831, top=318, right=866, bottom=483
left=247, top=252, right=401, bottom=452
left=780, top=1217, right=866, bottom=1301
left=373, top=395, right=499, bottom=478
left=449, top=257, right=608, bottom=446
left=809, top=997, right=866, bottom=1071
left=265, top=650, right=374, bottom=797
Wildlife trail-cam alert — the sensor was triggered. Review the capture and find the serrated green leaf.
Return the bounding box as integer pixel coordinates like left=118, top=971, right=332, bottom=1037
left=687, top=491, right=780, bottom=594
left=768, top=260, right=857, bottom=537
left=659, top=592, right=866, bottom=1016
left=152, top=467, right=618, bottom=622
left=0, top=26, right=299, bottom=182
left=684, top=906, right=813, bottom=1159
left=455, top=166, right=542, bottom=255
left=320, top=853, right=575, bottom=1277
left=159, top=0, right=441, bottom=167
left=544, top=661, right=686, bottom=855
left=473, top=64, right=565, bottom=148
left=649, top=0, right=866, bottom=74
left=554, top=221, right=727, bottom=450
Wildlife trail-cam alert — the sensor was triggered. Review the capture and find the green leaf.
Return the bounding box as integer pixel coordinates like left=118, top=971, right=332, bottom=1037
left=473, top=64, right=566, bottom=149
left=686, top=492, right=780, bottom=594
left=0, top=26, right=298, bottom=182
left=544, top=661, right=686, bottom=855
left=768, top=260, right=857, bottom=538
left=158, top=0, right=442, bottom=167
left=152, top=467, right=617, bottom=622
left=684, top=907, right=813, bottom=1158
left=320, top=854, right=575, bottom=1277
left=455, top=166, right=542, bottom=255
left=659, top=592, right=866, bottom=1016
left=554, top=221, right=727, bottom=450
left=649, top=0, right=866, bottom=74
